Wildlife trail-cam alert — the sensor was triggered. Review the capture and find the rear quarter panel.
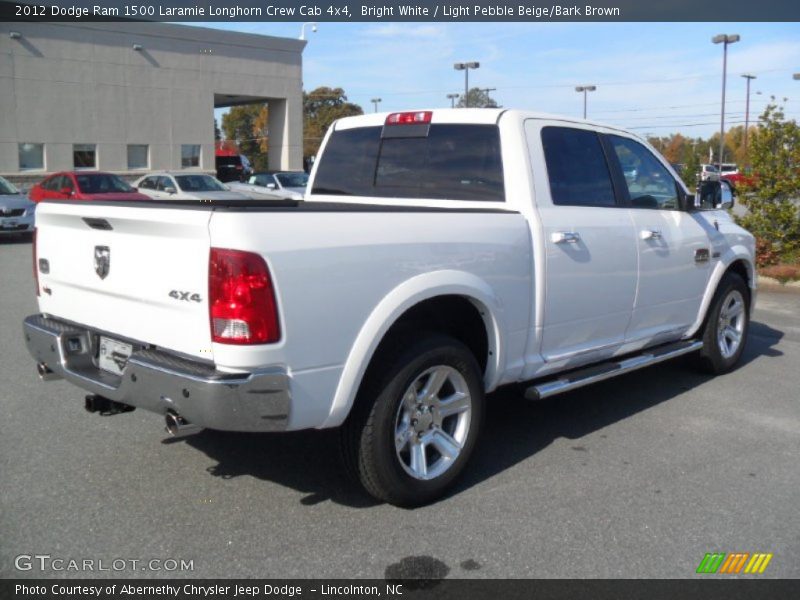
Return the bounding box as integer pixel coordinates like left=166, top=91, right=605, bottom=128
left=208, top=209, right=532, bottom=429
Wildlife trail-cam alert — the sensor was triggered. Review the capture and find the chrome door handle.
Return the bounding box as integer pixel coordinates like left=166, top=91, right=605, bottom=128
left=551, top=231, right=581, bottom=244
left=640, top=229, right=662, bottom=240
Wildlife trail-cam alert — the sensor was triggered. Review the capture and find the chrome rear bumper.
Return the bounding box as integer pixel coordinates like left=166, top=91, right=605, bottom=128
left=23, top=314, right=291, bottom=432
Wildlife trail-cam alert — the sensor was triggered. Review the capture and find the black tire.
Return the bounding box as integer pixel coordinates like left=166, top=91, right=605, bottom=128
left=341, top=333, right=484, bottom=507
left=697, top=272, right=750, bottom=374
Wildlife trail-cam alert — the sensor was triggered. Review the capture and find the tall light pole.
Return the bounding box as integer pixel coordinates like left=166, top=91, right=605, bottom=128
left=371, top=98, right=382, bottom=113
left=299, top=22, right=317, bottom=40
left=712, top=33, right=740, bottom=169
left=575, top=85, right=596, bottom=119
left=446, top=93, right=459, bottom=108
left=454, top=62, right=479, bottom=107
left=741, top=73, right=756, bottom=166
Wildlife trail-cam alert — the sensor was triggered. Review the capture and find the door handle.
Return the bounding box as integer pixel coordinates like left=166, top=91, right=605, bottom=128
left=640, top=229, right=662, bottom=240
left=551, top=231, right=581, bottom=244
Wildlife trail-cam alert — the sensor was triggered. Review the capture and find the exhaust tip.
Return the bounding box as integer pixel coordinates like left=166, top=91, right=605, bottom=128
left=165, top=412, right=203, bottom=438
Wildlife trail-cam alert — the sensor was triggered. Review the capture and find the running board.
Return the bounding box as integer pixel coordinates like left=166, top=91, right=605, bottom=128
left=525, top=340, right=703, bottom=401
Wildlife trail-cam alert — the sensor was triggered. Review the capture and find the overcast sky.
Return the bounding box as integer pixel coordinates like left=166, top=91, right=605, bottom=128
left=204, top=21, right=800, bottom=139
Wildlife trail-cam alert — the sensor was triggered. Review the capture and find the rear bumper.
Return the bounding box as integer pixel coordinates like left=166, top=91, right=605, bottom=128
left=23, top=314, right=291, bottom=432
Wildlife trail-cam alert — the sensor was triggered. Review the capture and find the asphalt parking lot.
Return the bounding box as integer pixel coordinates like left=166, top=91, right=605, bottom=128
left=1, top=234, right=798, bottom=580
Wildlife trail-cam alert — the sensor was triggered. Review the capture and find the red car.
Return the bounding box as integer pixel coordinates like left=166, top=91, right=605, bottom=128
left=29, top=172, right=150, bottom=203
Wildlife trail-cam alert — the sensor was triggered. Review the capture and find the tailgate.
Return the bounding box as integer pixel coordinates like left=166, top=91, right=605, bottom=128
left=35, top=202, right=213, bottom=360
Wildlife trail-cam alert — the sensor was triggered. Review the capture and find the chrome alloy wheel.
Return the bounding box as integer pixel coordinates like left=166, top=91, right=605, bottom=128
left=394, top=365, right=472, bottom=481
left=717, top=289, right=746, bottom=359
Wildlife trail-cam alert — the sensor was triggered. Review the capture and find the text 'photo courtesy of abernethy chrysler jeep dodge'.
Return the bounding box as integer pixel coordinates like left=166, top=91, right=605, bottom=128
left=23, top=108, right=754, bottom=506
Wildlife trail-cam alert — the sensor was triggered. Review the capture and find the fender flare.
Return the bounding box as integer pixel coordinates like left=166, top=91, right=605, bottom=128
left=685, top=246, right=755, bottom=338
left=320, top=270, right=507, bottom=428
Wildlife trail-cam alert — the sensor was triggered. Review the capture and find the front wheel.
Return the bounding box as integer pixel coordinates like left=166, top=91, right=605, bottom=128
left=698, top=272, right=750, bottom=374
left=342, top=333, right=484, bottom=507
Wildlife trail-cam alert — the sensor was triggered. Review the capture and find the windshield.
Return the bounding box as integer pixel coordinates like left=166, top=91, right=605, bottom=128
left=75, top=173, right=135, bottom=194
left=175, top=175, right=227, bottom=192
left=0, top=176, right=19, bottom=195
left=276, top=172, right=309, bottom=188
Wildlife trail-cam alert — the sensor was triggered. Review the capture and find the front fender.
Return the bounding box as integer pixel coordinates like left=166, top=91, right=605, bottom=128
left=320, top=270, right=506, bottom=428
left=685, top=246, right=756, bottom=339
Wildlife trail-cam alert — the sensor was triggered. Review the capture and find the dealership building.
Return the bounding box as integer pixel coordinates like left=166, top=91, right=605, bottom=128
left=0, top=21, right=305, bottom=183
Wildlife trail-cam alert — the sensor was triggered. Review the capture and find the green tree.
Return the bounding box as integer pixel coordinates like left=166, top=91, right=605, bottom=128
left=456, top=87, right=499, bottom=109
left=214, top=118, right=221, bottom=142
left=221, top=104, right=268, bottom=166
left=303, top=87, right=363, bottom=159
left=737, top=102, right=800, bottom=263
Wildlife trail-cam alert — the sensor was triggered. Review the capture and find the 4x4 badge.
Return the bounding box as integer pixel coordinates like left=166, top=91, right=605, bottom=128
left=94, top=245, right=110, bottom=279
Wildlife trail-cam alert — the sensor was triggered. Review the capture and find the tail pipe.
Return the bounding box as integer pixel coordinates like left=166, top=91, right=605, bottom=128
left=37, top=362, right=61, bottom=381
left=165, top=412, right=203, bottom=438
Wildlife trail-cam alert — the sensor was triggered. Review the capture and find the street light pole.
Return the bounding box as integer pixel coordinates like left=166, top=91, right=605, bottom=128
left=741, top=73, right=756, bottom=165
left=371, top=98, right=382, bottom=113
left=575, top=85, right=596, bottom=119
left=712, top=33, right=740, bottom=170
left=454, top=62, right=479, bottom=107
left=299, top=22, right=317, bottom=40
left=446, top=93, right=459, bottom=108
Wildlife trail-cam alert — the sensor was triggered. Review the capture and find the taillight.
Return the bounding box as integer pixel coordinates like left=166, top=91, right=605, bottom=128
left=32, top=227, right=39, bottom=297
left=385, top=111, right=433, bottom=125
left=209, top=248, right=280, bottom=345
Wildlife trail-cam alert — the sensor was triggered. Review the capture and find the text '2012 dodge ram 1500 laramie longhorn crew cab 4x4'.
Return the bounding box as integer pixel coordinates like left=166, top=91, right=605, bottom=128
left=24, top=109, right=754, bottom=506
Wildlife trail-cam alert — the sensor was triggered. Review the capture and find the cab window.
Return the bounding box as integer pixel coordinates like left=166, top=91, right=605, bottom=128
left=541, top=127, right=616, bottom=207
left=608, top=135, right=679, bottom=210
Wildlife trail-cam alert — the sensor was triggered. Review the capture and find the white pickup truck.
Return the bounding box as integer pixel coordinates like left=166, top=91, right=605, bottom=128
left=24, top=109, right=755, bottom=506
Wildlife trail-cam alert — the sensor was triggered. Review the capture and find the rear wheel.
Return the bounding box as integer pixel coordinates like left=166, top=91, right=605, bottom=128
left=342, top=333, right=484, bottom=507
left=698, top=272, right=750, bottom=374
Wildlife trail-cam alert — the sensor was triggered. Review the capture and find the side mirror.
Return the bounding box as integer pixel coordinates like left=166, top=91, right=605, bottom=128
left=164, top=186, right=177, bottom=195
left=694, top=180, right=733, bottom=211
left=718, top=180, right=734, bottom=210
left=266, top=183, right=277, bottom=190
left=60, top=187, right=73, bottom=195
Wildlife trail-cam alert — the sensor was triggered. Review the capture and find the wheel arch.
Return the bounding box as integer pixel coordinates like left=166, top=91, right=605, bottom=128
left=686, top=249, right=755, bottom=339
left=321, top=270, right=506, bottom=428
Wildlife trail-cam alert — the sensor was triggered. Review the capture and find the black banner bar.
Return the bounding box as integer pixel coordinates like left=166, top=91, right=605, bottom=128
left=4, top=580, right=800, bottom=600
left=2, top=0, right=800, bottom=22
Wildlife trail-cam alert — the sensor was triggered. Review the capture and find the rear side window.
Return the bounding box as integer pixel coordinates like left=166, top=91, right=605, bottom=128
left=541, top=126, right=616, bottom=207
left=312, top=125, right=504, bottom=201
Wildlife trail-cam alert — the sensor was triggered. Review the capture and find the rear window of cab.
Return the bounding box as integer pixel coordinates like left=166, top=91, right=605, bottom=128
left=311, top=124, right=505, bottom=202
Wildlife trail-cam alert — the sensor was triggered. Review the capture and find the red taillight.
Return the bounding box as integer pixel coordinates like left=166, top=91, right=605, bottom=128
left=385, top=111, right=432, bottom=125
left=32, top=227, right=39, bottom=297
left=209, top=248, right=280, bottom=345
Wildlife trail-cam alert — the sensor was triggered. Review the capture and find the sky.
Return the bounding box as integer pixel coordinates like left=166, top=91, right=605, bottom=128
left=201, top=21, right=800, bottom=140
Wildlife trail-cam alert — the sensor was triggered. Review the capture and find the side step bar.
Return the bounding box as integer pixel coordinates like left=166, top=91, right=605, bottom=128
left=525, top=340, right=703, bottom=401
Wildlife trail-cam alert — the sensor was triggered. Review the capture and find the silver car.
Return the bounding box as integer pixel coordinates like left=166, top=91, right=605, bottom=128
left=228, top=171, right=308, bottom=201
left=133, top=172, right=250, bottom=201
left=0, top=176, right=35, bottom=237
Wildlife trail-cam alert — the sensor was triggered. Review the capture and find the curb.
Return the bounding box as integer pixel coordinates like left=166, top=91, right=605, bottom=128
left=757, top=275, right=800, bottom=291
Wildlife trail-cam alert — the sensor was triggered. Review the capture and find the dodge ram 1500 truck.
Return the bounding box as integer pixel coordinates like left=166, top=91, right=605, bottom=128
left=23, top=109, right=755, bottom=506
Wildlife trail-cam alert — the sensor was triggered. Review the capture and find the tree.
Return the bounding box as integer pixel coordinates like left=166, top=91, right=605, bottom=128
left=221, top=104, right=268, bottom=167
left=214, top=118, right=221, bottom=142
left=736, top=101, right=800, bottom=264
left=661, top=133, right=687, bottom=164
left=303, top=87, right=363, bottom=159
left=456, top=87, right=499, bottom=109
